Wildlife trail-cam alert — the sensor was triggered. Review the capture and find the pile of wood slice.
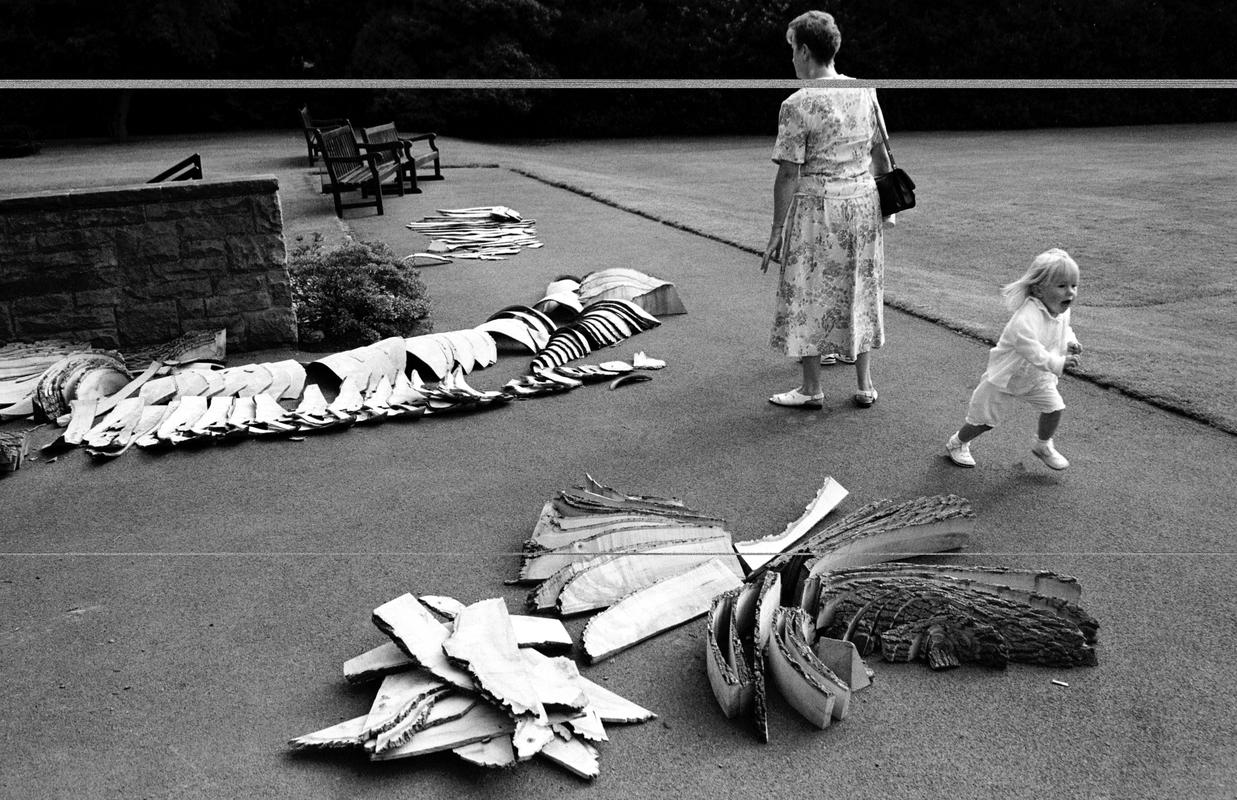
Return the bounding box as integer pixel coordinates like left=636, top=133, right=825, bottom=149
left=405, top=206, right=543, bottom=261
left=516, top=476, right=747, bottom=663
left=291, top=593, right=655, bottom=779
left=705, top=489, right=1100, bottom=741
left=3, top=277, right=675, bottom=469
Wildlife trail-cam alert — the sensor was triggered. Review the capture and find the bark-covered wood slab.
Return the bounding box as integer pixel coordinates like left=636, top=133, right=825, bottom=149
left=749, top=570, right=781, bottom=742
left=705, top=589, right=748, bottom=719
left=362, top=670, right=448, bottom=738
left=372, top=691, right=474, bottom=754
left=809, top=564, right=1097, bottom=643
left=766, top=607, right=839, bottom=729
left=769, top=495, right=976, bottom=605
left=582, top=558, right=744, bottom=663
left=369, top=698, right=514, bottom=761
left=816, top=573, right=1099, bottom=668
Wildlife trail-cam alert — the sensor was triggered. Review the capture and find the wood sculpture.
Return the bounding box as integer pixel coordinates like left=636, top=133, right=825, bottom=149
left=293, top=593, right=655, bottom=780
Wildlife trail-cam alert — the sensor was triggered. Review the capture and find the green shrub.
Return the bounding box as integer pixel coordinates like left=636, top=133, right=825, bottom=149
left=289, top=235, right=433, bottom=349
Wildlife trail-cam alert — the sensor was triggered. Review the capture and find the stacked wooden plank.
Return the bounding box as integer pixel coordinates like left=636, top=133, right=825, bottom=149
left=516, top=476, right=745, bottom=663
left=528, top=300, right=661, bottom=373
left=291, top=593, right=656, bottom=779
left=406, top=206, right=543, bottom=261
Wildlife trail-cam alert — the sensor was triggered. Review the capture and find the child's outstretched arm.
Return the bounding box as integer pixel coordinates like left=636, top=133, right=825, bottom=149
left=1065, top=318, right=1082, bottom=354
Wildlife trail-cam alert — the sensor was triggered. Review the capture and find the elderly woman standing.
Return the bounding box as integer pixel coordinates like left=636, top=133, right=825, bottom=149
left=760, top=10, right=894, bottom=409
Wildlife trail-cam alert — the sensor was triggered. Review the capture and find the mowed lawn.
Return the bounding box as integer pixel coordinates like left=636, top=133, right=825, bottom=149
left=468, top=123, right=1237, bottom=434
left=1, top=122, right=1233, bottom=433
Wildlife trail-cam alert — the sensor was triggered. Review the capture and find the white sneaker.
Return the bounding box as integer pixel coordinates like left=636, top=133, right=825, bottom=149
left=1031, top=438, right=1069, bottom=470
left=946, top=434, right=975, bottom=467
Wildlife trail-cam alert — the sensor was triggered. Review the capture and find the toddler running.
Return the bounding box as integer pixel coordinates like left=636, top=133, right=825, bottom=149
left=947, top=248, right=1082, bottom=470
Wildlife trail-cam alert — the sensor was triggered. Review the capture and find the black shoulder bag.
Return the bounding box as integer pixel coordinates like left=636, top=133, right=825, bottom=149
left=871, top=93, right=916, bottom=216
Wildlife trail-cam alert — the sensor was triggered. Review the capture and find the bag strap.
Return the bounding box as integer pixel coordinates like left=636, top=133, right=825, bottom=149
left=870, top=89, right=897, bottom=169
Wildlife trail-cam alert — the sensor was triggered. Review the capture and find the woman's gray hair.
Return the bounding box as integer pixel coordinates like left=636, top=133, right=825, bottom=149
left=788, top=11, right=841, bottom=64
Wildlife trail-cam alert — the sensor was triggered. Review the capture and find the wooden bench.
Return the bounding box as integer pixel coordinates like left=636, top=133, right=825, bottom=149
left=147, top=153, right=203, bottom=183
left=313, top=125, right=407, bottom=217
left=299, top=105, right=351, bottom=167
left=360, top=123, right=443, bottom=194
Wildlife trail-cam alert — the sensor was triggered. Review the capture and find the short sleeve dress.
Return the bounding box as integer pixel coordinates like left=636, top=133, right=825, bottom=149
left=769, top=82, right=885, bottom=360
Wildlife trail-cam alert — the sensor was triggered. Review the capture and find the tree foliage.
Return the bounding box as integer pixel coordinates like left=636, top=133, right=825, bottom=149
left=2, top=0, right=1234, bottom=137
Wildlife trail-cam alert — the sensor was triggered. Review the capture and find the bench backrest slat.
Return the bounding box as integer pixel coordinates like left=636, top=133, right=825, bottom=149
left=319, top=126, right=364, bottom=173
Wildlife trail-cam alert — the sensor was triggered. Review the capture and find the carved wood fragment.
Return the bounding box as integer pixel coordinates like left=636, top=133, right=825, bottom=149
left=582, top=558, right=744, bottom=663
left=371, top=594, right=476, bottom=690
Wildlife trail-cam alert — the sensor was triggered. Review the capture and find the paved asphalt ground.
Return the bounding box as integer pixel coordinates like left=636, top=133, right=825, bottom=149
left=1, top=132, right=1234, bottom=799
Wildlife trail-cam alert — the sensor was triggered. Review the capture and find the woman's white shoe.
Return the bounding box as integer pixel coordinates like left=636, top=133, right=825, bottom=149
left=769, top=388, right=824, bottom=409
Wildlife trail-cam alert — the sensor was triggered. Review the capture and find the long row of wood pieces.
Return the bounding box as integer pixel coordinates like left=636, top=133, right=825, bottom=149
left=23, top=295, right=666, bottom=462
left=290, top=592, right=656, bottom=779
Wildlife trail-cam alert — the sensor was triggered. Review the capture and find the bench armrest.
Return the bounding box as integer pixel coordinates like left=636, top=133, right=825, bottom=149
left=357, top=140, right=403, bottom=153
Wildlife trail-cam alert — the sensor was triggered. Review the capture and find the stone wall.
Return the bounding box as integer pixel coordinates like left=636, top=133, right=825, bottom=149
left=0, top=176, right=296, bottom=353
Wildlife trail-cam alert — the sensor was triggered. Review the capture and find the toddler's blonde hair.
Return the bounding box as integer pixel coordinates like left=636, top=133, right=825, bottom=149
left=1001, top=248, right=1080, bottom=312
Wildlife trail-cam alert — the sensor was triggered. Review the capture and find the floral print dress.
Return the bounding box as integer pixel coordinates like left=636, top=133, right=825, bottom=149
left=770, top=83, right=885, bottom=360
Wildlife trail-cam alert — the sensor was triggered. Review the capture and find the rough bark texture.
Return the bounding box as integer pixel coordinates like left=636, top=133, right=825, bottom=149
left=818, top=575, right=1098, bottom=668
left=768, top=495, right=976, bottom=605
